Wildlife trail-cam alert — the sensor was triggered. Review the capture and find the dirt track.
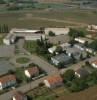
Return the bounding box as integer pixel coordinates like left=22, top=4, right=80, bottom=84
left=19, top=15, right=88, bottom=27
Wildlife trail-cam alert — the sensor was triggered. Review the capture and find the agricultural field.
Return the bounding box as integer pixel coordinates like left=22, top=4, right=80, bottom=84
left=27, top=85, right=97, bottom=100
left=0, top=9, right=97, bottom=29
left=58, top=85, right=97, bottom=100
left=27, top=86, right=67, bottom=100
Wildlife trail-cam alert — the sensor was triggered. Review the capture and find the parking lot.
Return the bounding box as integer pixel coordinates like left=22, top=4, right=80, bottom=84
left=47, top=35, right=70, bottom=44
left=0, top=60, right=15, bottom=76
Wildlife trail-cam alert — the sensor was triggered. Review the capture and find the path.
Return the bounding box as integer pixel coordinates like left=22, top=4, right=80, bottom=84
left=19, top=16, right=88, bottom=27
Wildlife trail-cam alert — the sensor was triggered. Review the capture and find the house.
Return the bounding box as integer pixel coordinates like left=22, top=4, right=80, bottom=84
left=3, top=28, right=45, bottom=45
left=87, top=25, right=97, bottom=32
left=85, top=48, right=96, bottom=55
left=0, top=74, right=16, bottom=90
left=75, top=68, right=89, bottom=78
left=48, top=43, right=70, bottom=54
left=65, top=47, right=82, bottom=56
left=60, top=43, right=71, bottom=51
left=74, top=43, right=96, bottom=55
left=44, top=75, right=63, bottom=88
left=45, top=28, right=70, bottom=36
left=74, top=43, right=85, bottom=51
left=12, top=91, right=27, bottom=100
left=48, top=46, right=57, bottom=54
left=91, top=60, right=97, bottom=68
left=24, top=67, right=39, bottom=78
left=51, top=53, right=72, bottom=66
left=74, top=37, right=93, bottom=44
left=65, top=46, right=86, bottom=60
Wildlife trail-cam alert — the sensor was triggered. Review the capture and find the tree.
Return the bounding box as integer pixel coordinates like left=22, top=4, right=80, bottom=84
left=63, top=50, right=66, bottom=54
left=58, top=62, right=65, bottom=69
left=15, top=68, right=27, bottom=83
left=40, top=27, right=45, bottom=34
left=68, top=28, right=78, bottom=38
left=48, top=31, right=55, bottom=36
left=88, top=39, right=97, bottom=50
left=40, top=36, right=44, bottom=46
left=36, top=39, right=43, bottom=46
left=63, top=69, right=75, bottom=82
left=80, top=53, right=84, bottom=60
left=85, top=61, right=90, bottom=66
left=0, top=0, right=5, bottom=4
left=38, top=82, right=44, bottom=87
left=86, top=52, right=90, bottom=58
left=68, top=28, right=85, bottom=38
left=69, top=39, right=76, bottom=47
left=71, top=54, right=76, bottom=63
left=78, top=31, right=85, bottom=37
left=4, top=24, right=9, bottom=33
left=84, top=41, right=89, bottom=47
left=0, top=25, right=1, bottom=33
left=7, top=4, right=21, bottom=11
left=56, top=46, right=63, bottom=53
left=70, top=78, right=88, bottom=92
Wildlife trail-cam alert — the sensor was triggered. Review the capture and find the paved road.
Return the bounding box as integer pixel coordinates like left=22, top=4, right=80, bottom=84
left=18, top=41, right=59, bottom=75
left=30, top=54, right=59, bottom=75
left=0, top=42, right=59, bottom=100
left=0, top=40, right=96, bottom=100
left=60, top=56, right=97, bottom=74
left=0, top=76, right=50, bottom=100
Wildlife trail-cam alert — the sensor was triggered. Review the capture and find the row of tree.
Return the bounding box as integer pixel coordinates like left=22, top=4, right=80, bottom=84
left=36, top=36, right=53, bottom=60
left=0, top=0, right=5, bottom=4
left=0, top=24, right=9, bottom=33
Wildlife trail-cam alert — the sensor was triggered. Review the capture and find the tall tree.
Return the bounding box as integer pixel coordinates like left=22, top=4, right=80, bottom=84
left=63, top=69, right=75, bottom=82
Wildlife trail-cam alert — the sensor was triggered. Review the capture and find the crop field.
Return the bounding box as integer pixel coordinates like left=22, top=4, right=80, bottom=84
left=27, top=84, right=97, bottom=100
left=0, top=9, right=97, bottom=28
left=58, top=85, right=97, bottom=100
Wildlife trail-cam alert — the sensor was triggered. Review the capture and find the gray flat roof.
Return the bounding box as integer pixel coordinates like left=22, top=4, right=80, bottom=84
left=0, top=45, right=15, bottom=57
left=66, top=47, right=82, bottom=54
left=0, top=60, right=15, bottom=76
left=52, top=53, right=71, bottom=62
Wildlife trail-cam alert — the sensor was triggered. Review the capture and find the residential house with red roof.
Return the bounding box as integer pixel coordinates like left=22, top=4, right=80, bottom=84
left=12, top=91, right=27, bottom=100
left=0, top=74, right=16, bottom=90
left=24, top=67, right=39, bottom=78
left=91, top=60, right=97, bottom=68
left=44, top=75, right=63, bottom=88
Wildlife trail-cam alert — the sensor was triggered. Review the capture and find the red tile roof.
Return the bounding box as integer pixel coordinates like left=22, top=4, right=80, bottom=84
left=0, top=74, right=16, bottom=84
left=27, top=67, right=39, bottom=76
left=46, top=75, right=63, bottom=85
left=13, top=91, right=26, bottom=100
left=91, top=60, right=97, bottom=65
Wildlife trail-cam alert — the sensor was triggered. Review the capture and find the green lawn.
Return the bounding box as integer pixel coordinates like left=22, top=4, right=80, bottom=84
left=24, top=40, right=37, bottom=54
left=16, top=57, right=30, bottom=64
left=0, top=33, right=6, bottom=45
left=0, top=37, right=3, bottom=45
left=27, top=86, right=66, bottom=100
